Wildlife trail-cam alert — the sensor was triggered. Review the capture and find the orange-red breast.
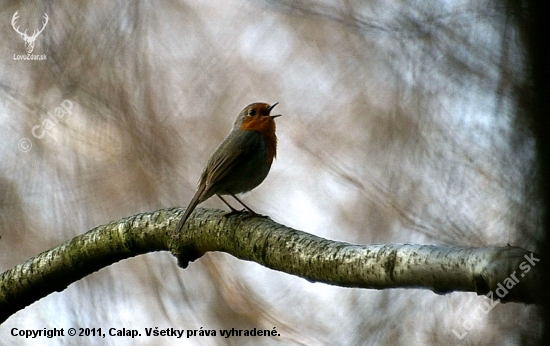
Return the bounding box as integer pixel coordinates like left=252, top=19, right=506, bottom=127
left=175, top=102, right=281, bottom=232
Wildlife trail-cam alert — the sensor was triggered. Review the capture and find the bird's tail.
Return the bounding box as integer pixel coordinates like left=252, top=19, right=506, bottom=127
left=174, top=187, right=204, bottom=233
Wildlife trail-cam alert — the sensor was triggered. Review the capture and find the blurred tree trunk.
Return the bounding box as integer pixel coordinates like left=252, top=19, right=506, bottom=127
left=518, top=0, right=550, bottom=343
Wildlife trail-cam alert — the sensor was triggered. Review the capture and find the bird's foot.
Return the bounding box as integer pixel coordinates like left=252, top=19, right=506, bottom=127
left=223, top=209, right=270, bottom=220
left=222, top=208, right=248, bottom=217
left=242, top=211, right=271, bottom=220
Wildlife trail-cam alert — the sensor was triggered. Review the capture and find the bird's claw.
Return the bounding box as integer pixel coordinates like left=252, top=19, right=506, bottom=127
left=242, top=212, right=270, bottom=220
left=223, top=209, right=270, bottom=220
left=222, top=209, right=248, bottom=217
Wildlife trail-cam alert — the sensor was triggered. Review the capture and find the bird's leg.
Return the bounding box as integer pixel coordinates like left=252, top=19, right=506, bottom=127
left=229, top=194, right=269, bottom=219
left=217, top=194, right=245, bottom=217
left=229, top=193, right=256, bottom=215
left=217, top=194, right=269, bottom=219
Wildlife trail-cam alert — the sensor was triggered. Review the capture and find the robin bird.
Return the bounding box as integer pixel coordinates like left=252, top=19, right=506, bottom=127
left=175, top=102, right=281, bottom=233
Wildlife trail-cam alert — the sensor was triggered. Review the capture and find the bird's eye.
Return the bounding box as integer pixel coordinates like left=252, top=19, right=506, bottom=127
left=248, top=109, right=256, bottom=116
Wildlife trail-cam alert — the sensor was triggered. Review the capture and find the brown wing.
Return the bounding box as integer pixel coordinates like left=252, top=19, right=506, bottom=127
left=197, top=130, right=257, bottom=200
left=203, top=147, right=243, bottom=188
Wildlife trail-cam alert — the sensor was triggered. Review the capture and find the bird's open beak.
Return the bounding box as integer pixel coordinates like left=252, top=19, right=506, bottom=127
left=267, top=102, right=281, bottom=118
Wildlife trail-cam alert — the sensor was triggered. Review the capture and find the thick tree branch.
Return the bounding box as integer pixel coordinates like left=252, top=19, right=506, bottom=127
left=0, top=208, right=542, bottom=324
